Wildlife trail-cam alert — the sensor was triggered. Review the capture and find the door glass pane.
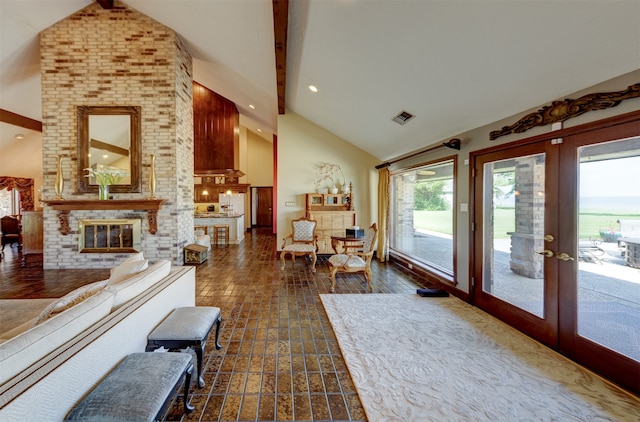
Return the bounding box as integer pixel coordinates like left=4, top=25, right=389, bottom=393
left=389, top=159, right=455, bottom=274
left=482, top=153, right=545, bottom=317
left=577, top=136, right=640, bottom=361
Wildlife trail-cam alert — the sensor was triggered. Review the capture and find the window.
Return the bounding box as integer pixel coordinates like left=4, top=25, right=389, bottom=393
left=0, top=188, right=21, bottom=216
left=389, top=158, right=456, bottom=278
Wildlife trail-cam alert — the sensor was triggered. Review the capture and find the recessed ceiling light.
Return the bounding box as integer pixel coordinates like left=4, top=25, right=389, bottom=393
left=249, top=104, right=255, bottom=109
left=308, top=85, right=318, bottom=93
left=102, top=154, right=109, bottom=159
left=257, top=128, right=263, bottom=132
left=14, top=134, right=24, bottom=140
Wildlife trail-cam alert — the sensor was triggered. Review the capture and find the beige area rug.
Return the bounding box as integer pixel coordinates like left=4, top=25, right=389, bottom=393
left=320, top=294, right=640, bottom=422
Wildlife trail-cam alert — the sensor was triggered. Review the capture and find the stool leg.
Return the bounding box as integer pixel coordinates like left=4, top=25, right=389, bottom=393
left=214, top=314, right=222, bottom=350
left=193, top=344, right=205, bottom=388
left=183, top=363, right=195, bottom=414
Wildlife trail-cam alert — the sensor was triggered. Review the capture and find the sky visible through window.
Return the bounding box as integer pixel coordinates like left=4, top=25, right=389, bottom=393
left=580, top=155, right=640, bottom=211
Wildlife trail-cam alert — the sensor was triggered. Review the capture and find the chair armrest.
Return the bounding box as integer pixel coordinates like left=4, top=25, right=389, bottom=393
left=355, top=250, right=375, bottom=262
left=281, top=234, right=293, bottom=249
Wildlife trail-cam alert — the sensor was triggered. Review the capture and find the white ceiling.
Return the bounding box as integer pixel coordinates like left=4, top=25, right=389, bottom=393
left=1, top=0, right=639, bottom=162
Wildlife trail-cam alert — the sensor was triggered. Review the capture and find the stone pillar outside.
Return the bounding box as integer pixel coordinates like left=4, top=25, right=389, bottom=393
left=509, top=155, right=545, bottom=279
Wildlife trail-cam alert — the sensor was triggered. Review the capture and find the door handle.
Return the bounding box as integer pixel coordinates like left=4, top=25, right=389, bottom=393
left=536, top=249, right=554, bottom=257
left=555, top=252, right=575, bottom=261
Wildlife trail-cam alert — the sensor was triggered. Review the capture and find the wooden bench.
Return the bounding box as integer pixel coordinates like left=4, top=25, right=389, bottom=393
left=64, top=352, right=194, bottom=421
left=146, top=306, right=222, bottom=388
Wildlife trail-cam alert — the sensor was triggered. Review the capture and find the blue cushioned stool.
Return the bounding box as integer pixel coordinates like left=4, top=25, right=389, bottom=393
left=65, top=352, right=194, bottom=421
left=146, top=306, right=222, bottom=388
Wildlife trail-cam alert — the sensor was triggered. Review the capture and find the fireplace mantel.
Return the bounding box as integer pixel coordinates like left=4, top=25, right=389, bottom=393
left=42, top=199, right=166, bottom=235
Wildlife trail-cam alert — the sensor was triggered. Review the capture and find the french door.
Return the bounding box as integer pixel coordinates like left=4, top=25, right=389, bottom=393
left=471, top=112, right=640, bottom=394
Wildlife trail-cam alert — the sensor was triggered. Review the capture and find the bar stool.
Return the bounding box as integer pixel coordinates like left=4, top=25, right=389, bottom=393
left=194, top=225, right=208, bottom=235
left=213, top=224, right=229, bottom=245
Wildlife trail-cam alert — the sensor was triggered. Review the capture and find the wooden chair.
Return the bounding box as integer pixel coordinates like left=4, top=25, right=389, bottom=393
left=1, top=215, right=21, bottom=254
left=327, top=223, right=378, bottom=292
left=280, top=217, right=318, bottom=272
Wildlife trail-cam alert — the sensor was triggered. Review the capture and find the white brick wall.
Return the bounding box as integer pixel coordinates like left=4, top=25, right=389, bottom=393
left=40, top=1, right=193, bottom=268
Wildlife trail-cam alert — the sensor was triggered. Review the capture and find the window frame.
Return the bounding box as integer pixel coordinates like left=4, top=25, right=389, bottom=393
left=389, top=156, right=458, bottom=284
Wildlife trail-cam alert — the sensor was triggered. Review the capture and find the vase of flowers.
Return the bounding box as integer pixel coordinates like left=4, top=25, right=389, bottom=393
left=98, top=184, right=109, bottom=200
left=84, top=166, right=129, bottom=200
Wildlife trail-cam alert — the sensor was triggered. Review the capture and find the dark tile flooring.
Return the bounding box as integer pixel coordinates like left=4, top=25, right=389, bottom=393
left=0, top=228, right=431, bottom=421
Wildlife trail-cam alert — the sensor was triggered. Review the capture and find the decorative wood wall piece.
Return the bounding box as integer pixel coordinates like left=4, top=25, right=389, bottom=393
left=490, top=83, right=640, bottom=140
left=42, top=199, right=165, bottom=235
left=0, top=177, right=35, bottom=210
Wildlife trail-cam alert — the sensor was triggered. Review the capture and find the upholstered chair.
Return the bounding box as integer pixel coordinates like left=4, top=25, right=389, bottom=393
left=1, top=215, right=21, bottom=254
left=280, top=217, right=318, bottom=272
left=327, top=223, right=378, bottom=292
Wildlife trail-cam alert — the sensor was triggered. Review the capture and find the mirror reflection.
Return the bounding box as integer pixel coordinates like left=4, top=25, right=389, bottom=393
left=87, top=115, right=132, bottom=185
left=77, top=106, right=141, bottom=194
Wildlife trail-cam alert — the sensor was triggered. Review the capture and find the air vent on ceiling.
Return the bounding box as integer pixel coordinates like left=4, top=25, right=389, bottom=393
left=392, top=110, right=415, bottom=125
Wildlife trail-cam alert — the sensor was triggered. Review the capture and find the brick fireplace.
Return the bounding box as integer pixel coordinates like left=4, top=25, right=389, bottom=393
left=40, top=1, right=194, bottom=268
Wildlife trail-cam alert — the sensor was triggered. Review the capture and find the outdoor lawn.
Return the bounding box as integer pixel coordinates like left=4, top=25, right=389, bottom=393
left=414, top=207, right=640, bottom=240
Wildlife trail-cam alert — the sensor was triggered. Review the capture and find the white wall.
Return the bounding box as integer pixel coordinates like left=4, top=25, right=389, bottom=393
left=246, top=130, right=273, bottom=187
left=277, top=111, right=379, bottom=249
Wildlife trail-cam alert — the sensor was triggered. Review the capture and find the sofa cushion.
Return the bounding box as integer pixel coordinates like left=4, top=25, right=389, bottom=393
left=31, top=279, right=109, bottom=327
left=109, top=252, right=144, bottom=277
left=108, top=258, right=149, bottom=285
left=0, top=290, right=114, bottom=385
left=105, top=260, right=171, bottom=309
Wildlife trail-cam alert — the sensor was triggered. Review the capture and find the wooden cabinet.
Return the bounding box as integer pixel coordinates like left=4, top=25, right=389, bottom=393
left=305, top=192, right=352, bottom=211
left=21, top=211, right=43, bottom=266
left=194, top=179, right=249, bottom=203
left=306, top=193, right=356, bottom=254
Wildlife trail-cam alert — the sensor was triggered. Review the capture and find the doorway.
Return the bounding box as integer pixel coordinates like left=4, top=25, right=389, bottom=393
left=471, top=112, right=640, bottom=394
left=251, top=187, right=273, bottom=228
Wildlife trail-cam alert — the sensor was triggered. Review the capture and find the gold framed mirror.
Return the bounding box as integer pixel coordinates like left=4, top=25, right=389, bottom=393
left=77, top=106, right=141, bottom=194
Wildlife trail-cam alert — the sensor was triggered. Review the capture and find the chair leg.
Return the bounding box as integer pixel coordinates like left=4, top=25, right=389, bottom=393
left=329, top=267, right=337, bottom=293
left=280, top=251, right=287, bottom=270
left=310, top=252, right=317, bottom=273
left=364, top=269, right=373, bottom=292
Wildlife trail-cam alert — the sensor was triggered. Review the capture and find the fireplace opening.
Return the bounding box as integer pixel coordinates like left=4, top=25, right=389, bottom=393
left=79, top=219, right=142, bottom=253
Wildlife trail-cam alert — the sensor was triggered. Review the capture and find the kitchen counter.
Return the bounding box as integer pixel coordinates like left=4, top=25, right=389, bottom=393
left=194, top=212, right=232, bottom=218
left=195, top=214, right=245, bottom=244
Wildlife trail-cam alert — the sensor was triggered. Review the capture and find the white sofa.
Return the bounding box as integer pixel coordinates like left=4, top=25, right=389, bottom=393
left=0, top=259, right=196, bottom=421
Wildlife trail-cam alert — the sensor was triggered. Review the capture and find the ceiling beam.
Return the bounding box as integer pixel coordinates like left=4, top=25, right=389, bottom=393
left=272, top=0, right=289, bottom=115
left=90, top=138, right=129, bottom=157
left=96, top=0, right=114, bottom=9
left=0, top=109, right=42, bottom=132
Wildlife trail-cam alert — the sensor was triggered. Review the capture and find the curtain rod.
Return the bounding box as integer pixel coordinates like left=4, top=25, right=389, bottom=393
left=375, top=139, right=460, bottom=169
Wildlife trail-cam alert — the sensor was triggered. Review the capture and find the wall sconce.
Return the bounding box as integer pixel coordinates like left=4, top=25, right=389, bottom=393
left=202, top=189, right=209, bottom=196
left=443, top=138, right=461, bottom=150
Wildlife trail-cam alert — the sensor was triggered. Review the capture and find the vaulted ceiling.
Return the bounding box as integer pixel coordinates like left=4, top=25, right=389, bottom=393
left=1, top=0, right=639, bottom=162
